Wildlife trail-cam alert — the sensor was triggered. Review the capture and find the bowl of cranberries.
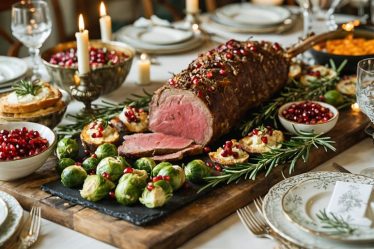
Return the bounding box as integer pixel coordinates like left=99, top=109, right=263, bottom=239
left=278, top=101, right=339, bottom=135
left=41, top=40, right=135, bottom=95
left=0, top=122, right=57, bottom=181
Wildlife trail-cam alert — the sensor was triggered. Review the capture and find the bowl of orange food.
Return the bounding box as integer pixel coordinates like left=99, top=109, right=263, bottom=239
left=310, top=28, right=374, bottom=73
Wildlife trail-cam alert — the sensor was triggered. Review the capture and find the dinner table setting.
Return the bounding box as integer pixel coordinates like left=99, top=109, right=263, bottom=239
left=1, top=0, right=374, bottom=248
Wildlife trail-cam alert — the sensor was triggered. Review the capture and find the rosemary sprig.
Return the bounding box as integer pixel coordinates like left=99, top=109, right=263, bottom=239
left=316, top=209, right=357, bottom=235
left=199, top=130, right=336, bottom=192
left=55, top=89, right=153, bottom=137
left=240, top=60, right=348, bottom=136
left=13, top=80, right=41, bottom=96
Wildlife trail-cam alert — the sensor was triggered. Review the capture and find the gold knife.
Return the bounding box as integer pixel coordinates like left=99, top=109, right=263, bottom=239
left=332, top=162, right=352, bottom=174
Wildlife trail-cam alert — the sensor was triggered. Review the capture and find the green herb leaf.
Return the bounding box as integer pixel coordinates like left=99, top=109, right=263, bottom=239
left=316, top=209, right=357, bottom=235
left=13, top=80, right=42, bottom=96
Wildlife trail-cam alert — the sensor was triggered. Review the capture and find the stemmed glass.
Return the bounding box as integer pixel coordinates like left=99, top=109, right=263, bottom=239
left=356, top=58, right=374, bottom=177
left=11, top=0, right=52, bottom=79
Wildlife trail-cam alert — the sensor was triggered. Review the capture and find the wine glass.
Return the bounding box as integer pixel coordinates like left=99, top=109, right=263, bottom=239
left=11, top=0, right=52, bottom=79
left=356, top=58, right=374, bottom=176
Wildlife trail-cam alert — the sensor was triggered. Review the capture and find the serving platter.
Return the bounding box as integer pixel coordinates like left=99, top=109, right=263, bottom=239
left=0, top=109, right=368, bottom=249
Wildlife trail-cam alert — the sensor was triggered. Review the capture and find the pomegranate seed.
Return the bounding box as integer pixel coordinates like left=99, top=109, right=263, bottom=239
left=123, top=167, right=133, bottom=174
left=108, top=191, right=116, bottom=199
left=203, top=146, right=211, bottom=153
left=163, top=175, right=170, bottom=181
left=206, top=162, right=213, bottom=168
left=225, top=140, right=233, bottom=148
left=215, top=165, right=222, bottom=172
left=91, top=154, right=97, bottom=158
left=152, top=175, right=163, bottom=182
left=206, top=71, right=213, bottom=79
left=102, top=172, right=110, bottom=179
left=252, top=129, right=259, bottom=135
left=273, top=42, right=281, bottom=51
left=146, top=183, right=154, bottom=191
left=219, top=69, right=226, bottom=76
left=261, top=137, right=268, bottom=144
left=225, top=53, right=233, bottom=59
left=221, top=150, right=228, bottom=157
left=192, top=77, right=199, bottom=85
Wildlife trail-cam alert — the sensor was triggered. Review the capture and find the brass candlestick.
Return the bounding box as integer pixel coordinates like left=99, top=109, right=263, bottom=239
left=70, top=72, right=101, bottom=112
left=185, top=10, right=201, bottom=29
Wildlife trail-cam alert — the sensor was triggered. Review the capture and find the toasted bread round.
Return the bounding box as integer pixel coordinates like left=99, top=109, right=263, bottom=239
left=300, top=65, right=337, bottom=86
left=336, top=75, right=356, bottom=96
left=0, top=82, right=62, bottom=113
left=80, top=121, right=120, bottom=152
left=209, top=140, right=249, bottom=166
left=240, top=130, right=284, bottom=154
left=289, top=63, right=302, bottom=79
left=118, top=107, right=149, bottom=133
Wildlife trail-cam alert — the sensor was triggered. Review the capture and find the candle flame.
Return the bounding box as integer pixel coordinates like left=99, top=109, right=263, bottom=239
left=342, top=20, right=360, bottom=32
left=140, top=53, right=148, bottom=60
left=78, top=14, right=85, bottom=32
left=351, top=103, right=360, bottom=112
left=100, top=2, right=107, bottom=17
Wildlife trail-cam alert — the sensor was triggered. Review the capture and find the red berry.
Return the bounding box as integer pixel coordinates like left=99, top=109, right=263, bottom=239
left=206, top=71, right=213, bottom=79
left=163, top=175, right=170, bottom=181
left=252, top=129, right=259, bottom=135
left=102, top=172, right=110, bottom=179
left=146, top=183, right=154, bottom=191
left=215, top=165, right=222, bottom=172
left=203, top=146, right=211, bottom=153
left=108, top=191, right=115, bottom=199
left=152, top=175, right=163, bottom=182
left=219, top=69, right=226, bottom=76
left=261, top=137, right=268, bottom=144
left=123, top=167, right=133, bottom=174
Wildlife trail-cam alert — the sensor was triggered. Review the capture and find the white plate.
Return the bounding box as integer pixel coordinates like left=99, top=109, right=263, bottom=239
left=122, top=26, right=194, bottom=45
left=0, top=191, right=23, bottom=246
left=282, top=177, right=374, bottom=241
left=215, top=3, right=291, bottom=27
left=0, top=56, right=28, bottom=85
left=0, top=198, right=8, bottom=228
left=263, top=172, right=374, bottom=249
left=116, top=28, right=205, bottom=54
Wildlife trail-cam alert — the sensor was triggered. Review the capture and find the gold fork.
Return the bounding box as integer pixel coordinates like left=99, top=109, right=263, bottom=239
left=18, top=206, right=41, bottom=249
left=237, top=197, right=300, bottom=249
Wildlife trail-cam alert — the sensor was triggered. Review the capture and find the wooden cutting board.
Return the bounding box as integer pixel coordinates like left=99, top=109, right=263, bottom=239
left=0, top=110, right=369, bottom=249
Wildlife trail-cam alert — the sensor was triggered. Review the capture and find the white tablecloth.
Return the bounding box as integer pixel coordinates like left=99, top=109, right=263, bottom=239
left=20, top=16, right=374, bottom=249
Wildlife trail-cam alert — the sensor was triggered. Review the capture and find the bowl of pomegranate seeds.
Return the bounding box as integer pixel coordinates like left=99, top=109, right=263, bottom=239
left=278, top=101, right=339, bottom=135
left=41, top=40, right=135, bottom=95
left=0, top=122, right=57, bottom=181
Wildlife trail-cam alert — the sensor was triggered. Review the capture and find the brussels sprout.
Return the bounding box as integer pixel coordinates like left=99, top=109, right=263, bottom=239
left=139, top=180, right=173, bottom=208
left=96, top=157, right=125, bottom=182
left=61, top=165, right=87, bottom=188
left=134, top=157, right=156, bottom=174
left=157, top=165, right=185, bottom=191
left=115, top=179, right=143, bottom=205
left=56, top=138, right=79, bottom=159
left=95, top=143, right=118, bottom=160
left=118, top=169, right=148, bottom=187
left=82, top=157, right=100, bottom=173
left=80, top=175, right=115, bottom=202
left=56, top=158, right=75, bottom=175
left=185, top=160, right=211, bottom=184
left=152, top=162, right=173, bottom=177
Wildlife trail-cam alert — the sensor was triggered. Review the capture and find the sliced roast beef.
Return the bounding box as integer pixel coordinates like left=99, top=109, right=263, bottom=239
left=151, top=144, right=203, bottom=162
left=149, top=40, right=289, bottom=145
left=118, top=133, right=194, bottom=157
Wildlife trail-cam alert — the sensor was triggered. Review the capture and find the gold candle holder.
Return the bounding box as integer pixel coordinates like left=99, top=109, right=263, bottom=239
left=185, top=10, right=201, bottom=29
left=70, top=72, right=101, bottom=112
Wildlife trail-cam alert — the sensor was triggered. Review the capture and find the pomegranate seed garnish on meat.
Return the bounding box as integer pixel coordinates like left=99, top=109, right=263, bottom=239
left=273, top=42, right=281, bottom=51
left=219, top=69, right=226, bottom=76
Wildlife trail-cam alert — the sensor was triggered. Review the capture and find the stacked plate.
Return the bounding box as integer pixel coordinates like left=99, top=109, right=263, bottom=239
left=116, top=25, right=204, bottom=54
left=0, top=56, right=28, bottom=93
left=209, top=3, right=296, bottom=34
left=0, top=191, right=23, bottom=246
left=263, top=172, right=374, bottom=248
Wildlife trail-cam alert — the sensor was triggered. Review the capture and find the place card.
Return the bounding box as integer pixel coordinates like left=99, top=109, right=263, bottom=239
left=327, top=181, right=373, bottom=227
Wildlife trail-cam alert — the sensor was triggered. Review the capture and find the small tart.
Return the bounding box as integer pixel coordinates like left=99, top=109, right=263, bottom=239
left=80, top=119, right=120, bottom=152
left=336, top=75, right=356, bottom=96
left=289, top=63, right=302, bottom=79
left=209, top=139, right=249, bottom=166
left=300, top=65, right=337, bottom=86
left=240, top=128, right=284, bottom=154
left=119, top=106, right=148, bottom=133
left=0, top=82, right=62, bottom=113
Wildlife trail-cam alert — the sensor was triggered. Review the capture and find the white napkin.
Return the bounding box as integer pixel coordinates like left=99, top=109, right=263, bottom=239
left=133, top=15, right=171, bottom=28
left=326, top=181, right=373, bottom=227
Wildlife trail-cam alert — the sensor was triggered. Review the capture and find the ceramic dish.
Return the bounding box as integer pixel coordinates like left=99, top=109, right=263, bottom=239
left=0, top=122, right=57, bottom=181
left=263, top=172, right=374, bottom=249
left=282, top=177, right=374, bottom=241
left=0, top=191, right=23, bottom=246
left=215, top=3, right=291, bottom=27
left=278, top=101, right=339, bottom=135
left=0, top=197, right=8, bottom=227
left=121, top=26, right=194, bottom=45
left=0, top=56, right=28, bottom=85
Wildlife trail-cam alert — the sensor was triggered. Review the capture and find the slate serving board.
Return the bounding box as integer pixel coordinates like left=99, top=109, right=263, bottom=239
left=41, top=180, right=206, bottom=225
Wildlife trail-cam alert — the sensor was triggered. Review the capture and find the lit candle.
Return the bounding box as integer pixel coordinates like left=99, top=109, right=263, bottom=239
left=75, top=14, right=90, bottom=75
left=138, top=53, right=151, bottom=85
left=99, top=2, right=112, bottom=42
left=186, top=0, right=199, bottom=13
left=351, top=103, right=360, bottom=112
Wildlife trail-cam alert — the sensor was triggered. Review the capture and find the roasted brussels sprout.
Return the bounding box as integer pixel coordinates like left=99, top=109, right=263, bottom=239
left=56, top=138, right=79, bottom=159
left=134, top=157, right=156, bottom=174
left=56, top=158, right=75, bottom=175
left=115, top=179, right=143, bottom=206
left=82, top=157, right=100, bottom=173
left=118, top=169, right=148, bottom=187
left=80, top=175, right=115, bottom=202
left=157, top=165, right=185, bottom=191
left=139, top=180, right=173, bottom=208
left=96, top=157, right=125, bottom=182
left=185, top=160, right=211, bottom=184
left=61, top=165, right=87, bottom=188
left=152, top=161, right=173, bottom=176
left=95, top=143, right=118, bottom=160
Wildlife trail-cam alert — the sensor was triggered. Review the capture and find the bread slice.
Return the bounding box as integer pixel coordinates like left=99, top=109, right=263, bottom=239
left=0, top=82, right=62, bottom=113
left=80, top=121, right=120, bottom=152
left=0, top=100, right=66, bottom=119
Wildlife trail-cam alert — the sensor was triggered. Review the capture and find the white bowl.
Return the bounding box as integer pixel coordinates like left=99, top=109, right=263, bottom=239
left=278, top=101, right=339, bottom=135
left=0, top=122, right=56, bottom=181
